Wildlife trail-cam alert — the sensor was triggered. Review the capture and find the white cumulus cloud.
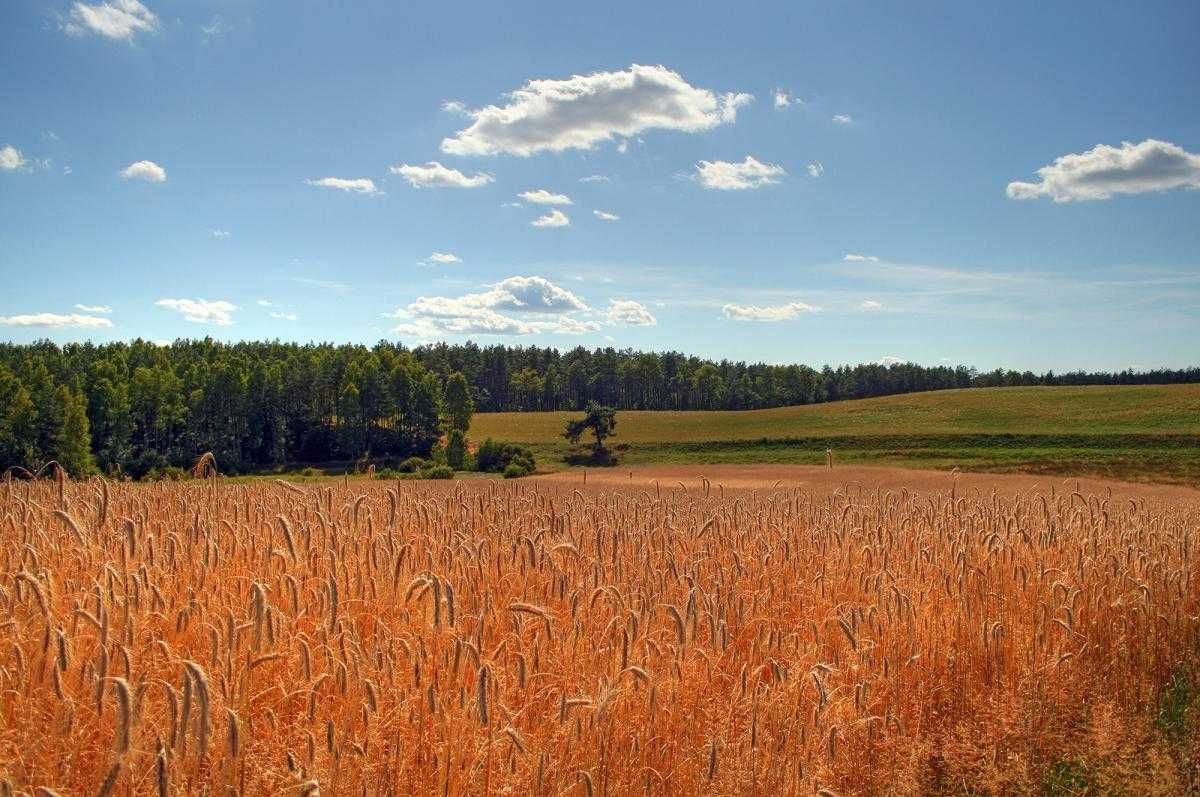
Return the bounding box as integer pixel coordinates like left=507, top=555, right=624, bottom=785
left=0, top=145, right=27, bottom=171
left=427, top=252, right=461, bottom=264
left=155, top=298, right=236, bottom=326
left=0, top=312, right=113, bottom=328
left=74, top=304, right=112, bottom=313
left=531, top=209, right=570, bottom=227
left=593, top=210, right=620, bottom=221
left=66, top=0, right=158, bottom=40
left=120, top=160, right=166, bottom=183
left=1006, top=139, right=1200, bottom=202
left=440, top=64, right=751, bottom=156
left=390, top=161, right=493, bottom=189
left=722, top=301, right=817, bottom=321
left=519, top=189, right=572, bottom=205
left=807, top=162, right=824, bottom=178
left=388, top=276, right=597, bottom=338
left=305, top=177, right=378, bottom=194
left=607, top=299, right=656, bottom=326
left=695, top=156, right=786, bottom=190
left=773, top=89, right=792, bottom=109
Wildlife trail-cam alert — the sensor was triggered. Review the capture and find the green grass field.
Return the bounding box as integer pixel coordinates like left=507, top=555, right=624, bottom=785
left=470, top=386, right=1200, bottom=484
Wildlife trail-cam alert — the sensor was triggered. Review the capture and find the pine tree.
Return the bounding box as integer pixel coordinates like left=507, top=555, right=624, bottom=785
left=51, top=385, right=95, bottom=476
left=443, top=372, right=474, bottom=433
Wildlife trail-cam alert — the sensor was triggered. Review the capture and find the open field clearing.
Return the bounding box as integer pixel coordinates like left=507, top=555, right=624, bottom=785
left=2, top=471, right=1198, bottom=794
left=472, top=386, right=1200, bottom=484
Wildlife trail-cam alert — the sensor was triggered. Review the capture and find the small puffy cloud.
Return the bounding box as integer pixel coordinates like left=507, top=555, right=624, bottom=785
left=832, top=114, right=853, bottom=124
left=593, top=210, right=620, bottom=221
left=844, top=253, right=879, bottom=262
left=860, top=299, right=883, bottom=311
left=532, top=209, right=570, bottom=227
left=1006, top=139, right=1200, bottom=202
left=0, top=145, right=27, bottom=171
left=120, top=160, right=166, bottom=183
left=0, top=312, right=113, bottom=328
left=441, top=100, right=467, bottom=114
left=807, top=162, right=824, bottom=178
left=74, top=304, right=112, bottom=313
left=427, top=252, right=461, bottom=264
left=878, top=355, right=905, bottom=366
left=155, top=298, right=236, bottom=326
left=211, top=229, right=231, bottom=238
left=305, top=177, right=378, bottom=194
left=519, top=189, right=572, bottom=205
left=256, top=299, right=273, bottom=307
left=607, top=299, right=656, bottom=326
left=579, top=174, right=610, bottom=183
left=390, top=161, right=493, bottom=189
left=441, top=64, right=751, bottom=156
left=269, top=311, right=298, bottom=321
left=722, top=301, right=816, bottom=321
left=773, top=89, right=791, bottom=109
left=695, top=156, right=786, bottom=190
left=65, top=0, right=157, bottom=40
left=389, top=275, right=596, bottom=338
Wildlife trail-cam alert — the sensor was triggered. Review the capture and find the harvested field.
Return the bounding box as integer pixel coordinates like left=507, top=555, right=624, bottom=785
left=1, top=470, right=1198, bottom=794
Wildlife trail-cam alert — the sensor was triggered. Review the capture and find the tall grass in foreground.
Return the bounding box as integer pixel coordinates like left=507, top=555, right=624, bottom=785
left=0, top=477, right=1197, bottom=794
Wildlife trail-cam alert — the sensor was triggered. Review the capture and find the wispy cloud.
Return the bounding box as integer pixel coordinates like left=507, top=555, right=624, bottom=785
left=293, top=277, right=350, bottom=292
left=694, top=156, right=785, bottom=190
left=74, top=303, right=113, bottom=314
left=0, top=312, right=113, bottom=328
left=65, top=0, right=158, bottom=41
left=305, top=177, right=379, bottom=194
left=390, top=161, right=493, bottom=189
left=155, top=298, right=236, bottom=326
left=441, top=64, right=751, bottom=156
left=519, top=189, right=572, bottom=205
left=722, top=301, right=817, bottom=321
left=593, top=210, right=620, bottom=221
left=532, top=209, right=570, bottom=228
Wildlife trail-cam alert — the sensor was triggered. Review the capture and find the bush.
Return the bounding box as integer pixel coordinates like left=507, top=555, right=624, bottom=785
left=298, top=466, right=324, bottom=478
left=397, top=457, right=426, bottom=473
left=422, top=465, right=454, bottom=480
left=476, top=439, right=536, bottom=475
left=142, top=465, right=187, bottom=482
left=503, top=463, right=529, bottom=479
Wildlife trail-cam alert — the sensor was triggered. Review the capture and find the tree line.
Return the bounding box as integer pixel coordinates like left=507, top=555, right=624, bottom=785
left=0, top=338, right=1195, bottom=477
left=407, top=342, right=1199, bottom=412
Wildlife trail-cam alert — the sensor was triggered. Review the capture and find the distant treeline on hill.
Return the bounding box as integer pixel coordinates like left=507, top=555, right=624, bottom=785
left=0, top=338, right=1196, bottom=477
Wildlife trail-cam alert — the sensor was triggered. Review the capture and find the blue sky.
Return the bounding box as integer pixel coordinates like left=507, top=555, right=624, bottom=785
left=2, top=0, right=1198, bottom=371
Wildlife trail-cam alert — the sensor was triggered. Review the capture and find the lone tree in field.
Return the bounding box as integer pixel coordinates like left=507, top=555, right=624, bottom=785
left=563, top=402, right=616, bottom=454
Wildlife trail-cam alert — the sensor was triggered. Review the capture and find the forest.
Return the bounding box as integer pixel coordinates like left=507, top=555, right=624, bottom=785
left=0, top=338, right=1196, bottom=476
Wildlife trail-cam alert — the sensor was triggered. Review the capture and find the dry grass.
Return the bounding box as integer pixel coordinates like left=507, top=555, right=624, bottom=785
left=1, top=473, right=1198, bottom=794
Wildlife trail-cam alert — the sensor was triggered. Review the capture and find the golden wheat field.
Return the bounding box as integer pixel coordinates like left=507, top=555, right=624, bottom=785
left=1, top=472, right=1199, bottom=795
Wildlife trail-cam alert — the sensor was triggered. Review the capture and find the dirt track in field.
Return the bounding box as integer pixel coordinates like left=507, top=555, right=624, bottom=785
left=531, top=463, right=1200, bottom=505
